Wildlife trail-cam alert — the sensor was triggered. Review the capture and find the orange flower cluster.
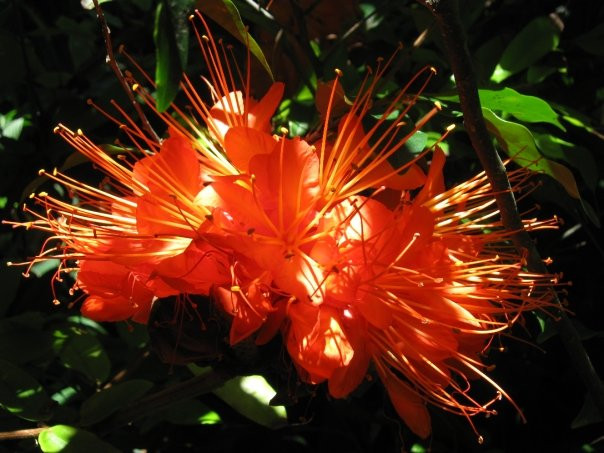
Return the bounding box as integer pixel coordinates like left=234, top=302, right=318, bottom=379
left=6, top=13, right=559, bottom=439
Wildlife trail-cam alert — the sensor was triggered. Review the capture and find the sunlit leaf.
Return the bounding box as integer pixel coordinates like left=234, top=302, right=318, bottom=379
left=196, top=0, right=274, bottom=80
left=213, top=375, right=287, bottom=429
left=80, top=379, right=153, bottom=426
left=482, top=108, right=580, bottom=199
left=53, top=327, right=111, bottom=383
left=491, top=17, right=560, bottom=83
left=438, top=88, right=564, bottom=130
left=0, top=358, right=53, bottom=421
left=38, top=425, right=120, bottom=453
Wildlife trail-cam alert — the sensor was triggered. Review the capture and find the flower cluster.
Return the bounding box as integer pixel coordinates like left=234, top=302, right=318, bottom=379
left=6, top=13, right=559, bottom=439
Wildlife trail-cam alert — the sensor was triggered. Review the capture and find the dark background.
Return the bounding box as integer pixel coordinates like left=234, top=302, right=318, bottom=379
left=0, top=0, right=603, bottom=451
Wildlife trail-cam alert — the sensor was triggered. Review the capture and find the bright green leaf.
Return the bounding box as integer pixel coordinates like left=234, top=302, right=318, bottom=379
left=214, top=375, right=286, bottom=429
left=197, top=0, right=274, bottom=80
left=0, top=359, right=53, bottom=421
left=410, top=444, right=427, bottom=453
left=53, top=327, right=110, bottom=383
left=80, top=379, right=153, bottom=426
left=38, top=425, right=120, bottom=453
left=438, top=88, right=565, bottom=130
left=491, top=17, right=560, bottom=83
left=482, top=108, right=580, bottom=200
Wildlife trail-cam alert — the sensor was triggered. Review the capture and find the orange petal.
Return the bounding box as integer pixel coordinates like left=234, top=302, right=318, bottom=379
left=382, top=373, right=431, bottom=439
left=224, top=127, right=276, bottom=173
left=249, top=82, right=284, bottom=131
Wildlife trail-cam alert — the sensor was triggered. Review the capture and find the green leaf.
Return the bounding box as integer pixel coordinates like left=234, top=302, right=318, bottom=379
left=438, top=88, right=565, bottom=131
left=156, top=398, right=221, bottom=425
left=38, top=425, right=120, bottom=453
left=154, top=0, right=195, bottom=112
left=197, top=0, right=274, bottom=80
left=482, top=108, right=580, bottom=199
left=80, top=379, right=153, bottom=426
left=214, top=375, right=286, bottom=429
left=53, top=327, right=111, bottom=383
left=0, top=359, right=53, bottom=421
left=491, top=17, right=560, bottom=83
left=479, top=88, right=564, bottom=131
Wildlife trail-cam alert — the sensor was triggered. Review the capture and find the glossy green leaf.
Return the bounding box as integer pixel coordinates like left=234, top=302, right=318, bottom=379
left=53, top=327, right=110, bottom=383
left=38, top=425, right=120, bottom=453
left=482, top=108, right=580, bottom=199
left=478, top=88, right=564, bottom=130
left=80, top=379, right=153, bottom=426
left=438, top=88, right=564, bottom=131
left=197, top=0, right=274, bottom=80
left=0, top=359, right=53, bottom=421
left=214, top=375, right=286, bottom=429
left=491, top=17, right=560, bottom=83
left=154, top=0, right=195, bottom=112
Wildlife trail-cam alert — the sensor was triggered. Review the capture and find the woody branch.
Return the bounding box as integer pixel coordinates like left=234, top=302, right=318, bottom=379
left=419, top=0, right=604, bottom=418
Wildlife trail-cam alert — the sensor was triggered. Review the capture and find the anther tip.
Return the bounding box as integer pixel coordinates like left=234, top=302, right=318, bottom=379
left=334, top=68, right=343, bottom=77
left=279, top=126, right=289, bottom=136
left=38, top=169, right=46, bottom=175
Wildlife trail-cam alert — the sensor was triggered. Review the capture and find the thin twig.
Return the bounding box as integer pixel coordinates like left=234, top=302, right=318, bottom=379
left=91, top=0, right=160, bottom=143
left=418, top=0, right=604, bottom=418
left=0, top=427, right=46, bottom=440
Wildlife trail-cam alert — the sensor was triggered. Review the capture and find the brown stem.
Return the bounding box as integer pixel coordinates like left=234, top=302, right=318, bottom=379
left=0, top=427, right=45, bottom=440
left=419, top=0, right=604, bottom=417
left=91, top=0, right=160, bottom=143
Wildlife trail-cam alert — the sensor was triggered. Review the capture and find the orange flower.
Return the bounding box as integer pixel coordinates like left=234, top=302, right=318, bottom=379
left=3, top=11, right=561, bottom=441
left=284, top=147, right=559, bottom=438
